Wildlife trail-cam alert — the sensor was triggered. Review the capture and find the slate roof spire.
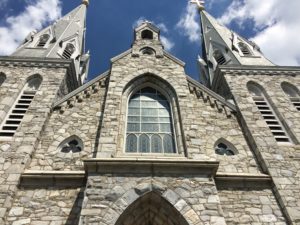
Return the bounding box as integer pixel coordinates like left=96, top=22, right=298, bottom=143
left=197, top=8, right=274, bottom=86
left=12, top=1, right=90, bottom=84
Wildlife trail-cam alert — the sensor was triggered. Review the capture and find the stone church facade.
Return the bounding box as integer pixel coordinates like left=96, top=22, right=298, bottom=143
left=0, top=1, right=300, bottom=225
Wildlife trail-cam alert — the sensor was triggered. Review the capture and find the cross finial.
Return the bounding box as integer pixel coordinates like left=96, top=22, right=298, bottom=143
left=190, top=0, right=205, bottom=11
left=82, top=0, right=89, bottom=6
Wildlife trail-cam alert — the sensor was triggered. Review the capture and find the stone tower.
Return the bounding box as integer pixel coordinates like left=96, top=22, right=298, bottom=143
left=0, top=1, right=300, bottom=225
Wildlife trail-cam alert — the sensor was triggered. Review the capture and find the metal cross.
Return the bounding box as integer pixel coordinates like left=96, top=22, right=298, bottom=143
left=190, top=0, right=205, bottom=11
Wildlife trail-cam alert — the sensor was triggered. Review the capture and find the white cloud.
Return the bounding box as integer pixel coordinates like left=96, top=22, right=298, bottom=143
left=176, top=3, right=200, bottom=43
left=218, top=0, right=300, bottom=66
left=0, top=0, right=62, bottom=55
left=132, top=17, right=174, bottom=51
left=161, top=36, right=174, bottom=51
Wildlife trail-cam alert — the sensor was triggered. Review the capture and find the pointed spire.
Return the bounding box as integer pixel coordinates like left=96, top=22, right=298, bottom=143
left=12, top=2, right=89, bottom=84
left=197, top=10, right=274, bottom=86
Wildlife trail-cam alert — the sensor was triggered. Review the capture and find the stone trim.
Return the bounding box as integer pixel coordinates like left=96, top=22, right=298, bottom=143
left=84, top=158, right=219, bottom=176
left=111, top=49, right=132, bottom=63
left=215, top=173, right=272, bottom=188
left=187, top=76, right=237, bottom=113
left=219, top=65, right=300, bottom=76
left=163, top=50, right=185, bottom=66
left=20, top=170, right=86, bottom=187
left=0, top=56, right=73, bottom=68
left=52, top=70, right=109, bottom=108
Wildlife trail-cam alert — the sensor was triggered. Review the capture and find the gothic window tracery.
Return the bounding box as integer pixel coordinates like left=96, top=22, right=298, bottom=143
left=126, top=87, right=176, bottom=153
left=59, top=136, right=83, bottom=154
left=215, top=142, right=235, bottom=156
left=281, top=82, right=300, bottom=111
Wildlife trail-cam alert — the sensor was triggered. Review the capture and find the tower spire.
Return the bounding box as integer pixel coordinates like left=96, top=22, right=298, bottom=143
left=194, top=5, right=274, bottom=87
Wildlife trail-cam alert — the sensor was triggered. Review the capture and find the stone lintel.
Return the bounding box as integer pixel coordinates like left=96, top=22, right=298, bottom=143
left=20, top=170, right=86, bottom=188
left=215, top=173, right=272, bottom=189
left=84, top=158, right=219, bottom=176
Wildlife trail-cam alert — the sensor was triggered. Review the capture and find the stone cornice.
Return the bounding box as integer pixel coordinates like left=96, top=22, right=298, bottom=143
left=219, top=65, right=300, bottom=76
left=83, top=158, right=220, bottom=176
left=187, top=76, right=237, bottom=115
left=0, top=56, right=73, bottom=69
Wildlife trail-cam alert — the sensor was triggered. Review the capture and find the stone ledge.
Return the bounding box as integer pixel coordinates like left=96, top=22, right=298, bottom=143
left=20, top=170, right=86, bottom=188
left=84, top=158, right=219, bottom=176
left=215, top=173, right=272, bottom=189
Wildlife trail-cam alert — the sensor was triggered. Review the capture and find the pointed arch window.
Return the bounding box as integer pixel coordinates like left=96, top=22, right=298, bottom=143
left=213, top=50, right=226, bottom=65
left=0, top=76, right=42, bottom=137
left=281, top=82, right=300, bottom=111
left=248, top=82, right=291, bottom=143
left=126, top=87, right=176, bottom=153
left=238, top=42, right=252, bottom=56
left=36, top=34, right=50, bottom=48
left=214, top=139, right=237, bottom=156
left=62, top=43, right=76, bottom=59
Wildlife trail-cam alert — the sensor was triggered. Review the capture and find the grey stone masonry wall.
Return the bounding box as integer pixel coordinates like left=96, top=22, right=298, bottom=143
left=221, top=67, right=300, bottom=224
left=219, top=188, right=287, bottom=224
left=80, top=174, right=226, bottom=225
left=6, top=188, right=83, bottom=225
left=28, top=75, right=108, bottom=171
left=0, top=62, right=70, bottom=224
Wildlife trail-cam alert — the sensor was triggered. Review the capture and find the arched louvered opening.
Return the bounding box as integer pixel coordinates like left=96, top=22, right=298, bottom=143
left=58, top=136, right=83, bottom=153
left=62, top=43, right=76, bottom=59
left=0, top=72, right=6, bottom=86
left=126, top=87, right=176, bottom=153
left=281, top=82, right=300, bottom=111
left=214, top=139, right=237, bottom=156
left=115, top=192, right=189, bottom=225
left=213, top=50, right=226, bottom=65
left=0, top=75, right=42, bottom=137
left=238, top=42, right=252, bottom=56
left=248, top=82, right=291, bottom=143
left=141, top=30, right=153, bottom=40
left=37, top=34, right=50, bottom=47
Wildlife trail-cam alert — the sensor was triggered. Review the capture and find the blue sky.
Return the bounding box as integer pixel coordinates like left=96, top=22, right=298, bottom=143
left=1, top=0, right=300, bottom=81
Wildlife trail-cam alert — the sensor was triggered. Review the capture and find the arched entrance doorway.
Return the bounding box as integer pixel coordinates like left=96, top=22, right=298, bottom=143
left=115, top=191, right=190, bottom=225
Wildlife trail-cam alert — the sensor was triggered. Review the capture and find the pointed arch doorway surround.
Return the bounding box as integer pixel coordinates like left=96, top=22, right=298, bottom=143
left=115, top=191, right=190, bottom=225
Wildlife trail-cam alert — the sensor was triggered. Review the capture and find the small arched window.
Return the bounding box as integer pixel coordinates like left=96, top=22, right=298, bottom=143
left=0, top=72, right=6, bottom=86
left=126, top=87, right=176, bottom=153
left=0, top=75, right=42, bottom=137
left=140, top=47, right=155, bottom=55
left=62, top=43, right=76, bottom=59
left=281, top=82, right=300, bottom=111
left=213, top=50, right=226, bottom=65
left=238, top=42, right=252, bottom=56
left=141, top=30, right=153, bottom=40
left=215, top=142, right=236, bottom=156
left=248, top=82, right=291, bottom=143
left=37, top=34, right=50, bottom=47
left=59, top=136, right=83, bottom=153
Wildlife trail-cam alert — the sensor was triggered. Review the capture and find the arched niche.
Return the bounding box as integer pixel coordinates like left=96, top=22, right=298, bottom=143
left=115, top=191, right=190, bottom=225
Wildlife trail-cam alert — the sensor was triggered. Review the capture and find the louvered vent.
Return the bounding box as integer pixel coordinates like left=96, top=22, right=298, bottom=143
left=62, top=43, right=75, bottom=59
left=238, top=42, right=252, bottom=56
left=37, top=34, right=50, bottom=48
left=213, top=50, right=226, bottom=65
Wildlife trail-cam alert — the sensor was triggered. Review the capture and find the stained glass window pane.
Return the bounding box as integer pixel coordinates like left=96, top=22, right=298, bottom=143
left=163, top=135, right=175, bottom=153
left=126, top=134, right=137, bottom=152
left=141, top=123, right=159, bottom=132
left=127, top=123, right=140, bottom=132
left=139, top=134, right=150, bottom=152
left=151, top=135, right=162, bottom=153
left=126, top=87, right=176, bottom=153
